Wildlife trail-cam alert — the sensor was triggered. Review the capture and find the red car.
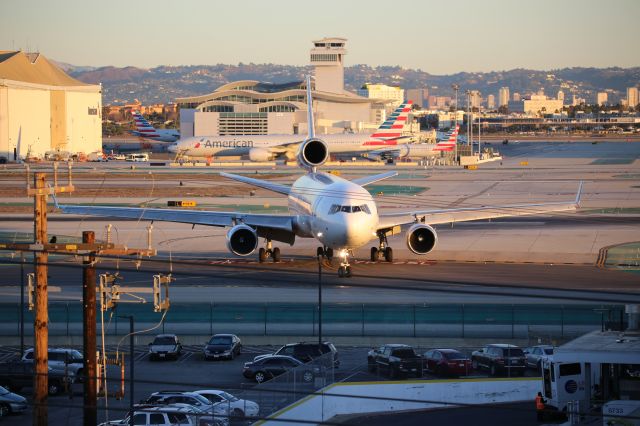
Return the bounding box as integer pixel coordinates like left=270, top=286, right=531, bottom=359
left=423, top=349, right=472, bottom=377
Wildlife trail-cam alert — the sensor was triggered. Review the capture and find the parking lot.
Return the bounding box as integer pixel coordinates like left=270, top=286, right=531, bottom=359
left=0, top=343, right=542, bottom=425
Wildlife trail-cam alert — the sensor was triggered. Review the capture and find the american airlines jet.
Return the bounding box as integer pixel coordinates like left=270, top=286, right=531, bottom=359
left=57, top=78, right=581, bottom=277
left=166, top=102, right=416, bottom=161
left=367, top=125, right=460, bottom=162
left=131, top=112, right=180, bottom=143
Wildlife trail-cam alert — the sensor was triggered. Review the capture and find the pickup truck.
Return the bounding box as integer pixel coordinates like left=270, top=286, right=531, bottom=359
left=0, top=361, right=74, bottom=395
left=367, top=344, right=423, bottom=379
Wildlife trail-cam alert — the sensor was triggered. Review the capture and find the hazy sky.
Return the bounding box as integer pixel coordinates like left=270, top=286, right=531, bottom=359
left=2, top=0, right=638, bottom=74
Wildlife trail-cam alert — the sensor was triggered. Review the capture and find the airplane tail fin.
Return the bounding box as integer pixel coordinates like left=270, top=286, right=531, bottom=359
left=369, top=101, right=413, bottom=140
left=433, top=124, right=459, bottom=152
left=132, top=111, right=161, bottom=138
left=305, top=76, right=315, bottom=140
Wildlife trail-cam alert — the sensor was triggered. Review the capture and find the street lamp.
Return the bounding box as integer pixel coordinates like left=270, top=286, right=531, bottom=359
left=317, top=254, right=322, bottom=349
left=452, top=84, right=460, bottom=164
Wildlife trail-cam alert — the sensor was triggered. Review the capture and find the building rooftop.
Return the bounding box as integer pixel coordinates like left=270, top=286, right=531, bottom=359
left=0, top=50, right=97, bottom=90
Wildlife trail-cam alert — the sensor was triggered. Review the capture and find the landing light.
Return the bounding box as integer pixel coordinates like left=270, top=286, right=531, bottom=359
left=317, top=232, right=323, bottom=237
left=339, top=249, right=348, bottom=258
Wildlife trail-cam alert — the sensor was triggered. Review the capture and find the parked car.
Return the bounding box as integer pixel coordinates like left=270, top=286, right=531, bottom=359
left=106, top=153, right=126, bottom=161
left=99, top=404, right=224, bottom=426
left=423, top=349, right=472, bottom=377
left=194, top=389, right=259, bottom=418
left=0, top=361, right=73, bottom=395
left=0, top=385, right=27, bottom=417
left=148, top=334, right=182, bottom=360
left=22, top=347, right=84, bottom=379
left=524, top=345, right=554, bottom=370
left=203, top=334, right=242, bottom=360
left=243, top=355, right=314, bottom=383
left=254, top=341, right=339, bottom=367
left=471, top=344, right=526, bottom=376
left=367, top=344, right=423, bottom=379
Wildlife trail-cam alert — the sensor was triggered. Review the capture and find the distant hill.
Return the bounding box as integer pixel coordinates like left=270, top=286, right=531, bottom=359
left=64, top=62, right=640, bottom=106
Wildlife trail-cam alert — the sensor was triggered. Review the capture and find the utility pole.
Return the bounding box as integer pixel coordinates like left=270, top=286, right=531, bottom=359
left=83, top=231, right=97, bottom=426
left=33, top=173, right=48, bottom=426
left=0, top=165, right=157, bottom=426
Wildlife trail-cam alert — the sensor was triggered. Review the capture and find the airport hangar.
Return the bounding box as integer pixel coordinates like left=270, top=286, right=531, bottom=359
left=0, top=51, right=102, bottom=161
left=177, top=38, right=406, bottom=138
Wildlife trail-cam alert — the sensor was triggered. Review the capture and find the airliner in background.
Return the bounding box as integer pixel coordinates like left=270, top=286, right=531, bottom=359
left=57, top=77, right=581, bottom=277
left=131, top=111, right=180, bottom=142
left=167, top=102, right=417, bottom=161
left=367, top=125, right=460, bottom=162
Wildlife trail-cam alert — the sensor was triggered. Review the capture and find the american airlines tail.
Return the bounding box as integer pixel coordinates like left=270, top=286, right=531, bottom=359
left=130, top=112, right=180, bottom=142
left=132, top=111, right=160, bottom=137
left=362, top=101, right=414, bottom=147
left=433, top=124, right=459, bottom=152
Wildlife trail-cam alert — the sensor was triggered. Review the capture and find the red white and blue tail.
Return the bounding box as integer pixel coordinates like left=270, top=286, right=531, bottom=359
left=434, top=124, right=459, bottom=152
left=132, top=111, right=161, bottom=138
left=363, top=101, right=413, bottom=146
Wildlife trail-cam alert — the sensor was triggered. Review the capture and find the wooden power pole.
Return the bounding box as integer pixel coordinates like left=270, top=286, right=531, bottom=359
left=33, top=173, right=48, bottom=426
left=83, top=231, right=97, bottom=426
left=0, top=165, right=156, bottom=426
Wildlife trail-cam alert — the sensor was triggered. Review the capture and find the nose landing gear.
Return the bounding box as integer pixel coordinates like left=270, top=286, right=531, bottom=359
left=258, top=239, right=281, bottom=263
left=337, top=249, right=352, bottom=278
left=370, top=231, right=393, bottom=262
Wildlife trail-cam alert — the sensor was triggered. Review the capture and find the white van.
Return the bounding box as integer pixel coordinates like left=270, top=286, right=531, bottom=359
left=125, top=153, right=149, bottom=162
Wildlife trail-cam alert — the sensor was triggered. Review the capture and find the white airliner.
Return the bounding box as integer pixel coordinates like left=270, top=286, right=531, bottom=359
left=56, top=77, right=581, bottom=277
left=166, top=102, right=416, bottom=162
left=131, top=112, right=180, bottom=143
left=367, top=125, right=460, bottom=162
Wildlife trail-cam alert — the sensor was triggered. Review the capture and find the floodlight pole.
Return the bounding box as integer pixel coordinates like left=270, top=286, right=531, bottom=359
left=318, top=256, right=322, bottom=348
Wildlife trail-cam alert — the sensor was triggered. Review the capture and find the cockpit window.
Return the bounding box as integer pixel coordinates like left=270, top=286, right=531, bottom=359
left=330, top=204, right=371, bottom=214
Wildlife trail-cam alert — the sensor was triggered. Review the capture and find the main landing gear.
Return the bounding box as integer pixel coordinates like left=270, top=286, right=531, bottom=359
left=371, top=232, right=393, bottom=262
left=316, top=246, right=334, bottom=261
left=258, top=239, right=281, bottom=263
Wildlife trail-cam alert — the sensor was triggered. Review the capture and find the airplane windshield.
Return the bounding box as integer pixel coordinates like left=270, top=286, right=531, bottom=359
left=329, top=204, right=371, bottom=214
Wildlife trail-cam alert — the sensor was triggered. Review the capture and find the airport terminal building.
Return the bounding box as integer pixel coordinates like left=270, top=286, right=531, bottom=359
left=177, top=38, right=391, bottom=137
left=0, top=51, right=102, bottom=160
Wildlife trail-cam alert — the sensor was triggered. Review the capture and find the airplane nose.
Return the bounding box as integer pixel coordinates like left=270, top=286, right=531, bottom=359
left=168, top=144, right=178, bottom=153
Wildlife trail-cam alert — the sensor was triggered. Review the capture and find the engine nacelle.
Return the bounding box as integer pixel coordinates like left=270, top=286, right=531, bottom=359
left=226, top=224, right=258, bottom=256
left=297, top=138, right=329, bottom=170
left=248, top=147, right=274, bottom=162
left=406, top=223, right=438, bottom=255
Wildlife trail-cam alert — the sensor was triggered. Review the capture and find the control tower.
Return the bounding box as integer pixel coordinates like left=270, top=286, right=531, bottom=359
left=310, top=37, right=347, bottom=94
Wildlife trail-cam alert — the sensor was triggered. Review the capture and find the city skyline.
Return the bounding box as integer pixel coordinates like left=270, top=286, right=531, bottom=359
left=1, top=0, right=639, bottom=74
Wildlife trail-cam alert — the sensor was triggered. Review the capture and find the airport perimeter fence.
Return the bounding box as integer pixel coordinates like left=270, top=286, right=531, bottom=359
left=237, top=351, right=336, bottom=420
left=0, top=302, right=626, bottom=340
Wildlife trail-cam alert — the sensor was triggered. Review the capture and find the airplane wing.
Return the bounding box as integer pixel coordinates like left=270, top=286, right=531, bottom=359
left=220, top=172, right=290, bottom=195
left=351, top=171, right=398, bottom=187
left=56, top=203, right=295, bottom=233
left=377, top=182, right=583, bottom=230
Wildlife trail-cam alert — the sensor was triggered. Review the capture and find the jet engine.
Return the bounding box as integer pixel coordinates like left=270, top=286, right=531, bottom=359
left=297, top=138, right=329, bottom=170
left=226, top=224, right=258, bottom=256
left=406, top=223, right=438, bottom=254
left=248, top=148, right=274, bottom=162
